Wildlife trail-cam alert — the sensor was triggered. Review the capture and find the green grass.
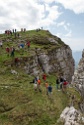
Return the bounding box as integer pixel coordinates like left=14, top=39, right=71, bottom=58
left=0, top=29, right=65, bottom=64
left=0, top=70, right=81, bottom=125
left=0, top=30, right=81, bottom=125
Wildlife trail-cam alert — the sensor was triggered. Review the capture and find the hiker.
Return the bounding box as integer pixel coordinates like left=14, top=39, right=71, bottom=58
left=9, top=30, right=11, bottom=35
left=17, top=33, right=19, bottom=38
left=0, top=40, right=3, bottom=47
left=59, top=76, right=64, bottom=90
left=30, top=77, right=37, bottom=84
left=56, top=77, right=60, bottom=89
left=24, top=28, right=26, bottom=32
left=27, top=41, right=30, bottom=50
left=13, top=29, right=14, bottom=33
left=48, top=83, right=52, bottom=96
left=11, top=46, right=15, bottom=57
left=42, top=74, right=46, bottom=81
left=45, top=81, right=49, bottom=95
left=62, top=80, right=68, bottom=93
left=37, top=79, right=41, bottom=92
left=15, top=29, right=16, bottom=33
left=20, top=43, right=24, bottom=48
left=14, top=57, right=19, bottom=67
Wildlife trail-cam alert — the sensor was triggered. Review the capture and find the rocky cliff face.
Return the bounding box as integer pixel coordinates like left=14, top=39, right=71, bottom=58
left=4, top=30, right=74, bottom=82
left=18, top=44, right=74, bottom=82
left=59, top=106, right=84, bottom=125
left=72, top=49, right=84, bottom=113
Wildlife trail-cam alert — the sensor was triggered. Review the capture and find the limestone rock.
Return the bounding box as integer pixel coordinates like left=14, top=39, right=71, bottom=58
left=11, top=69, right=18, bottom=75
left=72, top=49, right=84, bottom=113
left=60, top=106, right=83, bottom=125
left=14, top=45, right=74, bottom=82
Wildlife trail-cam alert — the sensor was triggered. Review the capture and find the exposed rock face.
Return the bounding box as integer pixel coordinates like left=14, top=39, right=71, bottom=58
left=19, top=44, right=74, bottom=82
left=72, top=49, right=84, bottom=113
left=4, top=35, right=74, bottom=82
left=59, top=106, right=84, bottom=125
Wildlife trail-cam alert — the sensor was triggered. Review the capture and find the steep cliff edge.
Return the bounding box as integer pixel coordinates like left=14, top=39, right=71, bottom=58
left=23, top=45, right=74, bottom=82
left=2, top=30, right=74, bottom=82
left=72, top=49, right=84, bottom=113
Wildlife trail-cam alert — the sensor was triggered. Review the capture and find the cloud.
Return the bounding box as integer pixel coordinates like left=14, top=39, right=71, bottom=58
left=41, top=0, right=55, bottom=4
left=56, top=0, right=84, bottom=14
left=42, top=0, right=84, bottom=14
left=56, top=21, right=72, bottom=38
left=64, top=30, right=72, bottom=37
left=0, top=0, right=61, bottom=32
left=57, top=21, right=65, bottom=27
left=62, top=38, right=84, bottom=51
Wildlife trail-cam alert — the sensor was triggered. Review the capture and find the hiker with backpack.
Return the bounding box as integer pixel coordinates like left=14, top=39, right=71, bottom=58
left=56, top=76, right=60, bottom=89
left=59, top=76, right=64, bottom=90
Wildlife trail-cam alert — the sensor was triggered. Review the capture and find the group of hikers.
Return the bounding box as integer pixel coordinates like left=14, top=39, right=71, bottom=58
left=5, top=28, right=26, bottom=38
left=5, top=40, right=30, bottom=57
left=0, top=28, right=31, bottom=68
left=30, top=74, right=69, bottom=97
left=30, top=74, right=52, bottom=96
left=56, top=76, right=68, bottom=92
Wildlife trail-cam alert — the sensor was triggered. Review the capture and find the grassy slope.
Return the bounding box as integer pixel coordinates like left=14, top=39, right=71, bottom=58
left=0, top=30, right=81, bottom=125
left=0, top=71, right=81, bottom=125
left=0, top=30, right=64, bottom=64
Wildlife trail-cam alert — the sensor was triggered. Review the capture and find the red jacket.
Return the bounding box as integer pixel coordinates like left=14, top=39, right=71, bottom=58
left=27, top=41, right=30, bottom=46
left=63, top=81, right=68, bottom=85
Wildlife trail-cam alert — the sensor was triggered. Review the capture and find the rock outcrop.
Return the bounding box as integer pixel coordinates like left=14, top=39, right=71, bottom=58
left=4, top=31, right=74, bottom=82
left=59, top=106, right=84, bottom=125
left=72, top=49, right=84, bottom=113
left=18, top=44, right=74, bottom=82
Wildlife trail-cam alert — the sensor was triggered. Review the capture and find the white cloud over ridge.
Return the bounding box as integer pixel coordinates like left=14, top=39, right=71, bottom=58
left=42, top=0, right=84, bottom=14
left=55, top=0, right=84, bottom=14
left=0, top=0, right=61, bottom=32
left=63, top=38, right=84, bottom=51
left=0, top=0, right=83, bottom=52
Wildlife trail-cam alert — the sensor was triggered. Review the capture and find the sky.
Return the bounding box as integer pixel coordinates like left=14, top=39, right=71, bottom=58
left=0, top=0, right=84, bottom=52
